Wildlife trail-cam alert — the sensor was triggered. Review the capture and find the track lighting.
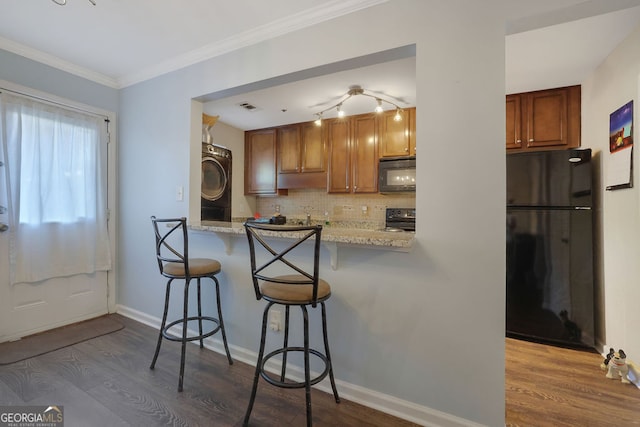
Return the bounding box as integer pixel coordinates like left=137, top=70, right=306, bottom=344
left=314, top=85, right=404, bottom=126
left=375, top=99, right=384, bottom=113
left=51, top=0, right=97, bottom=5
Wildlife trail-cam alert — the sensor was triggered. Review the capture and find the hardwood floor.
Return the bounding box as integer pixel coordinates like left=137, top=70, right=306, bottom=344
left=4, top=315, right=639, bottom=426
left=506, top=337, right=640, bottom=427
left=0, top=314, right=418, bottom=427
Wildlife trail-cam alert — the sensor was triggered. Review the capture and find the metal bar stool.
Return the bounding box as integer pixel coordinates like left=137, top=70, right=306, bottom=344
left=150, top=216, right=233, bottom=391
left=242, top=222, right=340, bottom=427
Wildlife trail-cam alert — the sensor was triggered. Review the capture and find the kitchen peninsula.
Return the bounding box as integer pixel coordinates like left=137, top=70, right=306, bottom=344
left=190, top=220, right=415, bottom=270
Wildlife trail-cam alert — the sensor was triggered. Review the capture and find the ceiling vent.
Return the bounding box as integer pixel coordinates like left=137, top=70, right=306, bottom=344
left=239, top=102, right=259, bottom=111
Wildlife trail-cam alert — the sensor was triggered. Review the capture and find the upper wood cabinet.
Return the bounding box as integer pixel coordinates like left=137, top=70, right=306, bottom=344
left=277, top=126, right=300, bottom=174
left=326, top=119, right=350, bottom=193
left=506, top=85, right=581, bottom=151
left=244, top=129, right=279, bottom=195
left=276, top=122, right=326, bottom=189
left=379, top=107, right=416, bottom=157
left=327, top=113, right=379, bottom=194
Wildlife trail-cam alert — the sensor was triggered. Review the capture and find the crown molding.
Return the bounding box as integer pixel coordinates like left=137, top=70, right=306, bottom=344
left=0, top=36, right=119, bottom=89
left=0, top=0, right=387, bottom=89
left=117, top=0, right=388, bottom=87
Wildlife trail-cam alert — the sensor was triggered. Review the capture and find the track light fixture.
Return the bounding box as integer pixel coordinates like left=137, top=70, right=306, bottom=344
left=51, top=0, right=96, bottom=5
left=313, top=85, right=404, bottom=126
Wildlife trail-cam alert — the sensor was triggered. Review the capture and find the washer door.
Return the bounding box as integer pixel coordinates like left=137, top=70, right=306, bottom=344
left=201, top=157, right=227, bottom=201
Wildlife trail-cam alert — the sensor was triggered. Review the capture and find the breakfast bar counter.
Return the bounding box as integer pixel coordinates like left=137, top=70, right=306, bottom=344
left=189, top=221, right=415, bottom=270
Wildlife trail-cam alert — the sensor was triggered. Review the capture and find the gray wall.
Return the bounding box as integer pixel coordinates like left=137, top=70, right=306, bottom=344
left=7, top=0, right=637, bottom=425
left=117, top=1, right=505, bottom=425
left=0, top=49, right=118, bottom=113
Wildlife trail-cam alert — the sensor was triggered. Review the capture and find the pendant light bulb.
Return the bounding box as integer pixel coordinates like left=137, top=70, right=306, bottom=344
left=337, top=104, right=345, bottom=118
left=394, top=108, right=402, bottom=122
left=375, top=99, right=384, bottom=113
left=314, top=113, right=322, bottom=127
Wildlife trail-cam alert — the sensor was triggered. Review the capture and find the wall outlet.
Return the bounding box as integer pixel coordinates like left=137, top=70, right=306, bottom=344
left=269, top=309, right=282, bottom=332
left=176, top=185, right=184, bottom=201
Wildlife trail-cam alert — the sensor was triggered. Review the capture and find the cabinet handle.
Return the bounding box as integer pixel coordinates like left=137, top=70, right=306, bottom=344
left=529, top=139, right=534, bottom=142
left=404, top=147, right=409, bottom=152
left=516, top=139, right=521, bottom=143
left=346, top=185, right=349, bottom=189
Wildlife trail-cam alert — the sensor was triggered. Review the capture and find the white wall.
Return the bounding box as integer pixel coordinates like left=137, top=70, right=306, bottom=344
left=581, top=23, right=640, bottom=361
left=117, top=1, right=505, bottom=425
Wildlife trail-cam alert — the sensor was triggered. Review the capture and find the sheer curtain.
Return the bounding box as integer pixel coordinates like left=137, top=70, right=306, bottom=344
left=0, top=92, right=111, bottom=284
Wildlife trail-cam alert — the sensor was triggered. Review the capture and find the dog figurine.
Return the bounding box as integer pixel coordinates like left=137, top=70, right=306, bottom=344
left=601, top=348, right=630, bottom=384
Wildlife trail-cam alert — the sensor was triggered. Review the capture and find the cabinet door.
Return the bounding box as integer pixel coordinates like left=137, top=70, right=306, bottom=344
left=300, top=122, right=325, bottom=173
left=506, top=94, right=523, bottom=149
left=327, top=119, right=351, bottom=193
left=277, top=126, right=300, bottom=174
left=526, top=88, right=568, bottom=148
left=379, top=108, right=411, bottom=157
left=351, top=114, right=378, bottom=193
left=245, top=129, right=277, bottom=195
left=409, top=107, right=416, bottom=156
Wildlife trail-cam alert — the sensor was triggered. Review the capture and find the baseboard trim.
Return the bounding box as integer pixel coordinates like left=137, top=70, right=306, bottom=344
left=116, top=304, right=481, bottom=427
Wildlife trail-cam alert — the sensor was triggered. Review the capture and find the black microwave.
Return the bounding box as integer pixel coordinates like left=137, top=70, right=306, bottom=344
left=378, top=157, right=416, bottom=193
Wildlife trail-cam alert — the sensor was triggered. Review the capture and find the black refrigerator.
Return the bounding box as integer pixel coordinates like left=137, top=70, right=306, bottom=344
left=506, top=148, right=594, bottom=348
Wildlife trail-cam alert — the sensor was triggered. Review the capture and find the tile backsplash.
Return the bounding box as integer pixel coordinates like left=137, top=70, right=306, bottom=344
left=252, top=189, right=415, bottom=230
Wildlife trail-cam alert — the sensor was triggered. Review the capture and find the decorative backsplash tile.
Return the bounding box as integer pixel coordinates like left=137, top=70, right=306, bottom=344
left=252, top=189, right=415, bottom=229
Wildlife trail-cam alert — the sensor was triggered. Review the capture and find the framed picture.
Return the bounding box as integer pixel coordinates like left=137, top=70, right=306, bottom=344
left=609, top=100, right=633, bottom=153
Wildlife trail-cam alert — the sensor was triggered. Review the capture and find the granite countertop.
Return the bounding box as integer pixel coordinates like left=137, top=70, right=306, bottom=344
left=190, top=220, right=415, bottom=251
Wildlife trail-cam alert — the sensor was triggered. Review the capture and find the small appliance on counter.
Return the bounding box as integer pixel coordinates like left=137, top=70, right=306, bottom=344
left=245, top=215, right=287, bottom=225
left=384, top=208, right=415, bottom=232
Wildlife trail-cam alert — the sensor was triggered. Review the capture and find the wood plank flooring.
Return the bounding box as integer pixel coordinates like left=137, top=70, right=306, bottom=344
left=0, top=314, right=418, bottom=427
left=506, top=337, right=640, bottom=427
left=3, top=315, right=639, bottom=426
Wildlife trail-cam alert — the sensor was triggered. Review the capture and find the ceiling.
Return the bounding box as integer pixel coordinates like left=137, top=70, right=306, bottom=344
left=2, top=1, right=640, bottom=130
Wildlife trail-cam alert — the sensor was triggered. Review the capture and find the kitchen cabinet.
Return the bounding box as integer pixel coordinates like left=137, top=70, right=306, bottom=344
left=379, top=107, right=416, bottom=157
left=277, top=122, right=326, bottom=189
left=327, top=113, right=379, bottom=193
left=506, top=85, right=581, bottom=151
left=244, top=129, right=281, bottom=195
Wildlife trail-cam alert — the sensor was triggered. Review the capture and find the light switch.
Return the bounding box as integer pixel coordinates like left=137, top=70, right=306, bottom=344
left=176, top=186, right=184, bottom=201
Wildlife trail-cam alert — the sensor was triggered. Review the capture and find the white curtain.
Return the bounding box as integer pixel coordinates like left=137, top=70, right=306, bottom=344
left=0, top=92, right=111, bottom=284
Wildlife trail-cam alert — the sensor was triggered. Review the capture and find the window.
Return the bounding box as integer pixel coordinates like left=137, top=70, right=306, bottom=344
left=1, top=91, right=111, bottom=284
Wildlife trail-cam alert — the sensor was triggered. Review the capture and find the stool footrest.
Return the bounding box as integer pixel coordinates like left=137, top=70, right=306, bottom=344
left=162, top=316, right=221, bottom=342
left=260, top=347, right=330, bottom=389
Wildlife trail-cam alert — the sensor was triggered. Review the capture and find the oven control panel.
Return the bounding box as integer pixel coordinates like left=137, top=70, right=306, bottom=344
left=385, top=208, right=416, bottom=231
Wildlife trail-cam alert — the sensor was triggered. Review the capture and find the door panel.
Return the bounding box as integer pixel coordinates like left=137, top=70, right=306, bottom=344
left=0, top=113, right=109, bottom=343
left=506, top=208, right=594, bottom=347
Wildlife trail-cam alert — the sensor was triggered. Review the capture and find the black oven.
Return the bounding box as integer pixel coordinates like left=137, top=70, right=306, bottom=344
left=378, top=157, right=416, bottom=193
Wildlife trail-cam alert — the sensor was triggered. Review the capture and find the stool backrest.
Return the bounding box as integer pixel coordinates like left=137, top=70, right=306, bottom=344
left=244, top=222, right=323, bottom=306
left=151, top=216, right=189, bottom=277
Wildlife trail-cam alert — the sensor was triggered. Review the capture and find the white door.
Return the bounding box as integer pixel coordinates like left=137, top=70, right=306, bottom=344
left=0, top=86, right=115, bottom=343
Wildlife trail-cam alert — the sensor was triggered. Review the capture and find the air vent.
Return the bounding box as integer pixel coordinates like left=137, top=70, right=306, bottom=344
left=239, top=102, right=258, bottom=111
